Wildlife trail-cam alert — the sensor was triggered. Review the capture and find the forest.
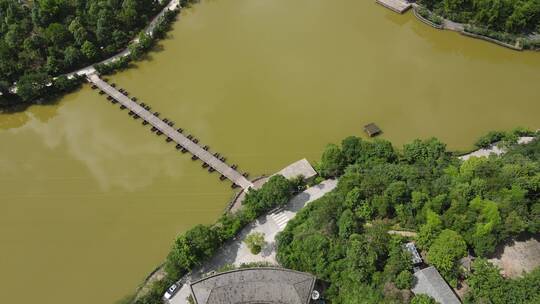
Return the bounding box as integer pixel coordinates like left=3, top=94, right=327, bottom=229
left=276, top=131, right=540, bottom=303
left=0, top=0, right=164, bottom=103
left=420, top=0, right=540, bottom=33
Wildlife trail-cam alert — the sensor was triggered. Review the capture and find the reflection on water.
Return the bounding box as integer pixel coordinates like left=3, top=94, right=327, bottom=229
left=1, top=0, right=539, bottom=304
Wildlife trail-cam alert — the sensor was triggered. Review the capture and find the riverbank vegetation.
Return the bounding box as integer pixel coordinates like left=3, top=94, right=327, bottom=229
left=419, top=0, right=540, bottom=34
left=276, top=132, right=540, bottom=303
left=473, top=127, right=536, bottom=148
left=0, top=0, right=185, bottom=108
left=416, top=7, right=444, bottom=26
left=418, top=0, right=540, bottom=48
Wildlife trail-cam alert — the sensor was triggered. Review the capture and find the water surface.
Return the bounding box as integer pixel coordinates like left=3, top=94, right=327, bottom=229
left=1, top=0, right=539, bottom=303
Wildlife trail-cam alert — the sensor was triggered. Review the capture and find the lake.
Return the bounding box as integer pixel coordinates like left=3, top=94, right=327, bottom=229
left=1, top=0, right=539, bottom=303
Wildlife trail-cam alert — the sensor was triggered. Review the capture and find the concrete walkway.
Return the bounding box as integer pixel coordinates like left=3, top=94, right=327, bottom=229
left=169, top=179, right=338, bottom=304
left=459, top=136, right=535, bottom=161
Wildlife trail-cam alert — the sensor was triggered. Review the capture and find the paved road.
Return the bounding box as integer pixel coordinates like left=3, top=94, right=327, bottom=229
left=169, top=179, right=338, bottom=304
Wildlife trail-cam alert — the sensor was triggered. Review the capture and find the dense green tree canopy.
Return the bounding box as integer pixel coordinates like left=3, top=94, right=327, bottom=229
left=420, top=0, right=540, bottom=33
left=426, top=229, right=467, bottom=286
left=465, top=258, right=540, bottom=304
left=0, top=0, right=163, bottom=102
left=277, top=134, right=540, bottom=303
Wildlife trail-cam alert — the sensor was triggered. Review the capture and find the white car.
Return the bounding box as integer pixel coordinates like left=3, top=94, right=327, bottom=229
left=163, top=283, right=179, bottom=300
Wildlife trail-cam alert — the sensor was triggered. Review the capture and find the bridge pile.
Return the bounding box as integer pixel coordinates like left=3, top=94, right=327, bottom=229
left=87, top=73, right=253, bottom=190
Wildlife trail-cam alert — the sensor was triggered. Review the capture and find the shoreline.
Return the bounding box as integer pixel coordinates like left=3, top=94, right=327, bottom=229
left=409, top=3, right=536, bottom=52
left=3, top=0, right=537, bottom=108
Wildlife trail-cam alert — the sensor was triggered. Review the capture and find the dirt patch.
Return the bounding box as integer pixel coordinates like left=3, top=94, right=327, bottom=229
left=488, top=234, right=540, bottom=278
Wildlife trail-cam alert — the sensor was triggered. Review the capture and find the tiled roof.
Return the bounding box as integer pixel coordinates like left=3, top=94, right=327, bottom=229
left=190, top=267, right=316, bottom=304
left=412, top=266, right=461, bottom=304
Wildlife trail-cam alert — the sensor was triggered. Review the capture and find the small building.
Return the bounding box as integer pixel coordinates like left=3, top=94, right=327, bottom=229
left=364, top=123, right=382, bottom=137
left=189, top=267, right=317, bottom=304
left=404, top=242, right=423, bottom=265
left=412, top=266, right=461, bottom=304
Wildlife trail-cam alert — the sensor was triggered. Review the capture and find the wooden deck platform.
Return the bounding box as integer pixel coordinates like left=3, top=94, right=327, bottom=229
left=87, top=73, right=254, bottom=190
left=375, top=0, right=412, bottom=13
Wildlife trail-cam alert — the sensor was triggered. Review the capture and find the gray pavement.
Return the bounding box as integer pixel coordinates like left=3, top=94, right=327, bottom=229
left=169, top=179, right=338, bottom=304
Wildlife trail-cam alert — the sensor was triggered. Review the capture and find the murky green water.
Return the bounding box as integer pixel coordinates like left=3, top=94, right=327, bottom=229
left=1, top=0, right=539, bottom=303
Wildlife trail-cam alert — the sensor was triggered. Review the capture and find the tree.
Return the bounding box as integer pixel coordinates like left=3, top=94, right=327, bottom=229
left=259, top=175, right=293, bottom=204
left=81, top=40, right=98, bottom=61
left=466, top=258, right=540, bottom=304
left=410, top=294, right=437, bottom=304
left=403, top=138, right=447, bottom=165
left=96, top=9, right=115, bottom=45
left=529, top=203, right=540, bottom=233
left=120, top=0, right=140, bottom=28
left=341, top=136, right=363, bottom=164
left=244, top=232, right=266, bottom=254
left=469, top=197, right=501, bottom=256
left=68, top=17, right=88, bottom=45
left=242, top=175, right=293, bottom=216
left=44, top=22, right=71, bottom=46
left=45, top=55, right=62, bottom=74
left=427, top=229, right=467, bottom=286
left=417, top=210, right=443, bottom=250
left=395, top=270, right=413, bottom=289
left=338, top=208, right=358, bottom=238
left=165, top=224, right=220, bottom=278
left=345, top=187, right=361, bottom=209
left=319, top=144, right=346, bottom=177
left=64, top=46, right=82, bottom=67
left=345, top=234, right=379, bottom=283
left=53, top=75, right=80, bottom=93
left=16, top=72, right=51, bottom=102
left=383, top=237, right=411, bottom=281
left=465, top=258, right=506, bottom=303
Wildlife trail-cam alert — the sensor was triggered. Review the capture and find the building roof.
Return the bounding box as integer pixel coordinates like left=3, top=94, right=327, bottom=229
left=412, top=266, right=461, bottom=304
left=404, top=242, right=423, bottom=265
left=364, top=123, right=382, bottom=137
left=189, top=267, right=316, bottom=304
left=275, top=158, right=317, bottom=180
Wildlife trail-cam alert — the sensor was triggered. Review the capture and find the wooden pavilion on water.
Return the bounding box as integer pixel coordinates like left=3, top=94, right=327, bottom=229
left=364, top=123, right=382, bottom=137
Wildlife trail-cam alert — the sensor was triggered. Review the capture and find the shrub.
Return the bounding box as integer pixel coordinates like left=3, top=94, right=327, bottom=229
left=395, top=270, right=413, bottom=289
left=475, top=131, right=506, bottom=148
left=411, top=294, right=437, bottom=304
left=244, top=232, right=266, bottom=254
left=243, top=175, right=294, bottom=214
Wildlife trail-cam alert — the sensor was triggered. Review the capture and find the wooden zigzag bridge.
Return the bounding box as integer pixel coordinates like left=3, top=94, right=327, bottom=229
left=87, top=73, right=254, bottom=190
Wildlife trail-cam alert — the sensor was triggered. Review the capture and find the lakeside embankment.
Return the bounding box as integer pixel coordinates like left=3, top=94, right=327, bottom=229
left=408, top=2, right=539, bottom=51
left=376, top=0, right=538, bottom=51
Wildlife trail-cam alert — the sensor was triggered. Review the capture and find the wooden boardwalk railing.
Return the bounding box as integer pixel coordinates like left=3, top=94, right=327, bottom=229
left=87, top=73, right=254, bottom=190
